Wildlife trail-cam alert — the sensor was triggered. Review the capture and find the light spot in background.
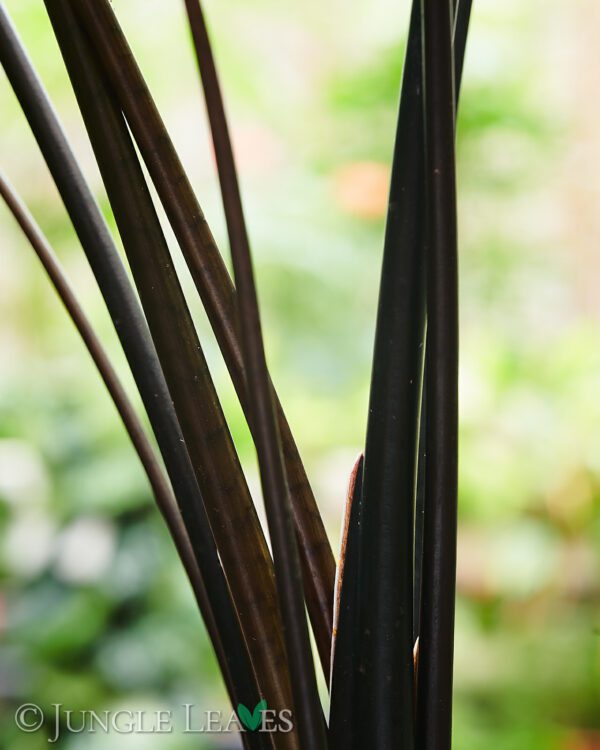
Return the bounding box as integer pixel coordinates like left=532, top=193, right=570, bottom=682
left=332, top=161, right=389, bottom=219
left=54, top=517, right=116, bottom=584
left=487, top=521, right=560, bottom=599
left=0, top=439, right=50, bottom=507
left=3, top=511, right=56, bottom=578
left=233, top=122, right=285, bottom=176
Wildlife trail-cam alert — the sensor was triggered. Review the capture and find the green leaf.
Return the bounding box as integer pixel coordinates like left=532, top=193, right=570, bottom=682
left=237, top=699, right=267, bottom=732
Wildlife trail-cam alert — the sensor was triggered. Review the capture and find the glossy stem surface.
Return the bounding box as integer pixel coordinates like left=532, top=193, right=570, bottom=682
left=417, top=0, right=460, bottom=748
left=413, top=0, right=472, bottom=650
left=357, top=3, right=425, bottom=746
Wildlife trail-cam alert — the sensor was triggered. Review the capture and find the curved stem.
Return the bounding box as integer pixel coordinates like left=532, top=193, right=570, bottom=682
left=72, top=0, right=336, bottom=671
left=176, top=5, right=327, bottom=742
left=0, top=170, right=239, bottom=718
left=0, top=6, right=259, bottom=726
left=43, top=2, right=292, bottom=735
left=182, top=0, right=335, bottom=676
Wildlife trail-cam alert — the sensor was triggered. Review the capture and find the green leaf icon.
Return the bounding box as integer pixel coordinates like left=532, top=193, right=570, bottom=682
left=237, top=699, right=267, bottom=732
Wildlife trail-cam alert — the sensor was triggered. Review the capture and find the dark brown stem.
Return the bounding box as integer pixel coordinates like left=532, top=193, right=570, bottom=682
left=0, top=170, right=237, bottom=715
left=183, top=0, right=335, bottom=681
left=43, top=2, right=292, bottom=741
left=72, top=0, right=336, bottom=674
left=210, top=79, right=328, bottom=750
left=356, top=3, right=424, bottom=746
left=175, top=5, right=327, bottom=743
left=0, top=8, right=259, bottom=733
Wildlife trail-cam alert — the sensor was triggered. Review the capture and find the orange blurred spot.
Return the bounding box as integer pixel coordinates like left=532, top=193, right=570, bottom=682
left=332, top=161, right=390, bottom=220
left=232, top=123, right=284, bottom=176
left=562, top=731, right=600, bottom=750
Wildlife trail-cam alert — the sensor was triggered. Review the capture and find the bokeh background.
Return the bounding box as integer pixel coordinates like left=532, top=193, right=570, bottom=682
left=1, top=0, right=599, bottom=747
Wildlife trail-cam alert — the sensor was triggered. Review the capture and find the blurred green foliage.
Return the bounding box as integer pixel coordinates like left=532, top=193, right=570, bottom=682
left=0, top=0, right=599, bottom=748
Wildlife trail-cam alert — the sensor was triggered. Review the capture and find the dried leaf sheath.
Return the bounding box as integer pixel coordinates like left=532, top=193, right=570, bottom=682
left=43, top=1, right=294, bottom=739
left=0, top=7, right=260, bottom=732
left=329, top=454, right=364, bottom=749
left=71, top=0, right=336, bottom=667
left=0, top=172, right=241, bottom=720
left=182, top=0, right=335, bottom=677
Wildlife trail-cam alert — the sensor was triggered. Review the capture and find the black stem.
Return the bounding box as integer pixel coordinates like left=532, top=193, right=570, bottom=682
left=413, top=0, right=472, bottom=651
left=416, top=0, right=460, bottom=748
left=454, top=0, right=473, bottom=98
left=356, top=2, right=425, bottom=746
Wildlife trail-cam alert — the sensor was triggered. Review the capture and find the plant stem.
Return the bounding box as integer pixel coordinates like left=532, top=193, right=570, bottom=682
left=43, top=2, right=293, bottom=735
left=416, top=0, right=460, bottom=747
left=356, top=2, right=426, bottom=746
left=0, top=170, right=244, bottom=718
left=413, top=0, right=472, bottom=653
left=72, top=0, right=336, bottom=670
left=0, top=7, right=260, bottom=732
left=329, top=454, right=364, bottom=749
left=182, top=0, right=336, bottom=676
left=177, top=3, right=327, bottom=740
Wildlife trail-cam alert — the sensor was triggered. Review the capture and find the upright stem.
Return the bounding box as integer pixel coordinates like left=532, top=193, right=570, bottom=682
left=183, top=0, right=334, bottom=676
left=185, top=8, right=328, bottom=739
left=413, top=0, right=472, bottom=652
left=356, top=3, right=425, bottom=747
left=417, top=1, right=459, bottom=748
